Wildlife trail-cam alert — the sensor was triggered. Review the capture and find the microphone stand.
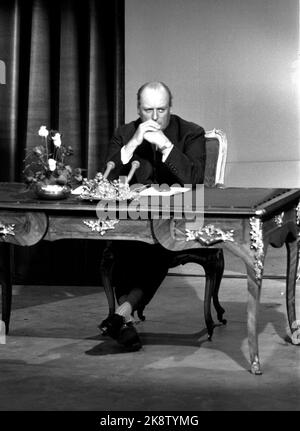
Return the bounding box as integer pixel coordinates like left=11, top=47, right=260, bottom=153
left=103, top=161, right=115, bottom=180
left=126, top=160, right=140, bottom=184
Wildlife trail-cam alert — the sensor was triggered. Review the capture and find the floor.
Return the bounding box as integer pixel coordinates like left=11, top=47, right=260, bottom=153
left=0, top=247, right=300, bottom=411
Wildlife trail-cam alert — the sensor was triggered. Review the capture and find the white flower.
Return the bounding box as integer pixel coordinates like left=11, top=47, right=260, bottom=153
left=48, top=158, right=57, bottom=171
left=38, top=126, right=49, bottom=138
left=52, top=133, right=62, bottom=147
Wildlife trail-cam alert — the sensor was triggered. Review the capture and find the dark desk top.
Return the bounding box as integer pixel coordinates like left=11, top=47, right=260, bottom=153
left=0, top=183, right=299, bottom=219
left=201, top=187, right=300, bottom=217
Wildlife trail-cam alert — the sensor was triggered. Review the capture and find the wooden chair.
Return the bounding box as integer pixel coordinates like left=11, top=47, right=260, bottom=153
left=100, top=129, right=228, bottom=339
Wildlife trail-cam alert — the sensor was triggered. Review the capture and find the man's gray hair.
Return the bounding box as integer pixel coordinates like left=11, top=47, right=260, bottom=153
left=137, top=81, right=173, bottom=107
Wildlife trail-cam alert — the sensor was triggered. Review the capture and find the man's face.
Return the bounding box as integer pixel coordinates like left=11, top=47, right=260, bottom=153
left=138, top=87, right=171, bottom=130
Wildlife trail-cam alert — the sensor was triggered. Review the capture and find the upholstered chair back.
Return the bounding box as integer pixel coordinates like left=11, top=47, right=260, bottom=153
left=204, top=129, right=227, bottom=187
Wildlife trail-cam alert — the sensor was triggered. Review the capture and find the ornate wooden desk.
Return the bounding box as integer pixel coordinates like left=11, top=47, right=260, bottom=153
left=0, top=182, right=299, bottom=375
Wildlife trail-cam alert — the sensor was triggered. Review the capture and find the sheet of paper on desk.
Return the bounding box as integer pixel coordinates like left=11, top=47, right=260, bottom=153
left=71, top=186, right=84, bottom=195
left=139, top=186, right=191, bottom=197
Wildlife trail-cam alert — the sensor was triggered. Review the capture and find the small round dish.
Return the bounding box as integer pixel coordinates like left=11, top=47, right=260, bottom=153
left=35, top=183, right=71, bottom=200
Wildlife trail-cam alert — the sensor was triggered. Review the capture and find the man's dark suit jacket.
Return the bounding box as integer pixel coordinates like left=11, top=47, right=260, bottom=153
left=106, top=114, right=206, bottom=186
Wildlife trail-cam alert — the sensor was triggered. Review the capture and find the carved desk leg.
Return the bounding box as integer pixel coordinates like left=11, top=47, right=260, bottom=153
left=153, top=217, right=265, bottom=374
left=224, top=237, right=265, bottom=375
left=285, top=238, right=300, bottom=344
left=245, top=217, right=265, bottom=375
left=0, top=243, right=13, bottom=334
left=245, top=264, right=263, bottom=375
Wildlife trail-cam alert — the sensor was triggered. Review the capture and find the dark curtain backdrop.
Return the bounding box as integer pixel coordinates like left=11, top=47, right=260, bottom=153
left=0, top=0, right=124, bottom=285
left=0, top=0, right=124, bottom=181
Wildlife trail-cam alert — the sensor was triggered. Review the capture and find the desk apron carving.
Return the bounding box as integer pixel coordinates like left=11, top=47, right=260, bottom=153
left=274, top=212, right=284, bottom=227
left=83, top=219, right=119, bottom=235
left=185, top=224, right=234, bottom=246
left=0, top=221, right=15, bottom=238
left=0, top=212, right=47, bottom=246
left=249, top=217, right=264, bottom=281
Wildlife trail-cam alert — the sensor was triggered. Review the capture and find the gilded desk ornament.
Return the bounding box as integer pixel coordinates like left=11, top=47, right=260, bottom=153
left=296, top=202, right=300, bottom=226
left=249, top=217, right=264, bottom=280
left=250, top=355, right=262, bottom=375
left=185, top=224, right=234, bottom=246
left=83, top=219, right=119, bottom=236
left=274, top=212, right=284, bottom=227
left=0, top=221, right=15, bottom=238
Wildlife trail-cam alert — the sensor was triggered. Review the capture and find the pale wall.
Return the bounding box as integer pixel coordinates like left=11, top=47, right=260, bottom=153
left=125, top=0, right=300, bottom=187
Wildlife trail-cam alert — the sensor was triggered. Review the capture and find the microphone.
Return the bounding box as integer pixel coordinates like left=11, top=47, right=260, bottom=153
left=126, top=160, right=140, bottom=183
left=103, top=161, right=115, bottom=180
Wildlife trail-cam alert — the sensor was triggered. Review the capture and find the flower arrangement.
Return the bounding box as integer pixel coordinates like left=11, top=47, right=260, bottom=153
left=80, top=173, right=137, bottom=201
left=23, top=126, right=83, bottom=188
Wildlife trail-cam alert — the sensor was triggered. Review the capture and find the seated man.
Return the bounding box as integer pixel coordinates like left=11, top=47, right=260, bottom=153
left=99, top=81, right=206, bottom=350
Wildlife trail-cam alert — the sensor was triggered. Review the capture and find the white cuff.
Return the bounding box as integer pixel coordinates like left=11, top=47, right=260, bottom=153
left=121, top=146, right=134, bottom=164
left=161, top=144, right=174, bottom=162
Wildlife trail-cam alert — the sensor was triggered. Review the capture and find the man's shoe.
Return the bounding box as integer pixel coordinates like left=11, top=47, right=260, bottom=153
left=98, top=314, right=124, bottom=339
left=117, top=323, right=142, bottom=351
